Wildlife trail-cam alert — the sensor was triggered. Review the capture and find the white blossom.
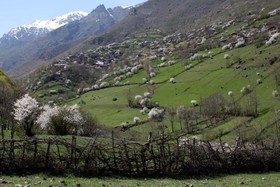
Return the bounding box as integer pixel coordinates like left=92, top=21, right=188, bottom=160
left=190, top=100, right=198, bottom=106
left=142, top=78, right=147, bottom=83
left=149, top=72, right=156, bottom=78
left=137, top=64, right=143, bottom=69
left=133, top=116, right=140, bottom=123
left=126, top=72, right=133, bottom=77
left=140, top=98, right=150, bottom=107
left=169, top=77, right=176, bottom=83
left=167, top=60, right=176, bottom=66
left=91, top=84, right=99, bottom=90
left=149, top=80, right=154, bottom=85
left=14, top=94, right=39, bottom=123
left=265, top=33, right=279, bottom=46
left=235, top=37, right=246, bottom=48
left=272, top=90, right=279, bottom=97
left=114, top=76, right=121, bottom=82
left=148, top=108, right=164, bottom=120
left=222, top=43, right=232, bottom=50
left=100, top=82, right=109, bottom=88
left=240, top=85, right=252, bottom=95
left=224, top=54, right=230, bottom=59
left=102, top=74, right=110, bottom=80
left=144, top=92, right=152, bottom=98
left=36, top=104, right=84, bottom=130
left=36, top=105, right=59, bottom=130
left=114, top=81, right=121, bottom=86
left=131, top=66, right=138, bottom=74
left=157, top=63, right=167, bottom=68
left=228, top=91, right=234, bottom=97
left=185, top=64, right=193, bottom=70
left=63, top=104, right=84, bottom=125
left=140, top=107, right=149, bottom=114
left=190, top=53, right=202, bottom=61
left=134, top=95, right=143, bottom=102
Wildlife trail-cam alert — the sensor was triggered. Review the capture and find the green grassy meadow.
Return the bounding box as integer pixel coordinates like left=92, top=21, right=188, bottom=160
left=1, top=172, right=280, bottom=187
left=63, top=41, right=280, bottom=142
left=28, top=12, right=280, bottom=144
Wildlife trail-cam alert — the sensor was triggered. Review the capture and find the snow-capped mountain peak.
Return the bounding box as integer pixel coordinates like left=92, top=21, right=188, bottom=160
left=0, top=11, right=88, bottom=45
left=22, top=11, right=88, bottom=30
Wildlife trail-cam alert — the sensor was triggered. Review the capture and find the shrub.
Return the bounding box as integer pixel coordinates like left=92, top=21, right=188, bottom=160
left=134, top=95, right=142, bottom=102
left=201, top=94, right=226, bottom=121
left=235, top=37, right=246, bottom=48
left=272, top=90, right=279, bottom=97
left=185, top=64, right=193, bottom=70
left=148, top=108, right=164, bottom=121
left=79, top=111, right=98, bottom=136
left=241, top=85, right=252, bottom=95
left=100, top=82, right=109, bottom=88
left=190, top=100, right=198, bottom=107
left=228, top=91, right=234, bottom=97
left=224, top=54, right=230, bottom=59
left=140, top=107, right=149, bottom=114
left=36, top=104, right=84, bottom=135
left=257, top=79, right=262, bottom=84
left=265, top=33, right=280, bottom=46
left=144, top=92, right=152, bottom=98
left=169, top=78, right=176, bottom=83
left=133, top=117, right=140, bottom=123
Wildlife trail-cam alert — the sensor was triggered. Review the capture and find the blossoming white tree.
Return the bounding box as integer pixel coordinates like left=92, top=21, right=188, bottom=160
left=36, top=104, right=84, bottom=135
left=36, top=105, right=59, bottom=130
left=14, top=94, right=39, bottom=137
left=148, top=108, right=164, bottom=121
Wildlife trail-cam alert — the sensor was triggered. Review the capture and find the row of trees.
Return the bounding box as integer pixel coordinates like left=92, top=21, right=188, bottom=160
left=0, top=81, right=97, bottom=138
left=13, top=94, right=97, bottom=137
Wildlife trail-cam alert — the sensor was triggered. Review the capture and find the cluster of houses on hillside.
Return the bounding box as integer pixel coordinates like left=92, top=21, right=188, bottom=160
left=32, top=7, right=280, bottom=98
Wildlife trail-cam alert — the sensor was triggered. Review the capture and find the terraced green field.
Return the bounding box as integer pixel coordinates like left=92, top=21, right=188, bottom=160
left=68, top=85, right=149, bottom=127
left=65, top=41, right=279, bottom=142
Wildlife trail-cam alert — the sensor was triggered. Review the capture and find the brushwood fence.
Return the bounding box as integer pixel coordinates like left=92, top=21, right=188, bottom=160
left=0, top=134, right=280, bottom=176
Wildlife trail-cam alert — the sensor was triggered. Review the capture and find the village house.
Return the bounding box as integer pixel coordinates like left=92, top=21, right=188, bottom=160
left=265, top=22, right=280, bottom=36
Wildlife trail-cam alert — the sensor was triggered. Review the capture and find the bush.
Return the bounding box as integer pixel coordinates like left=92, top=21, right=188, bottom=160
left=79, top=111, right=98, bottom=136
left=50, top=114, right=71, bottom=135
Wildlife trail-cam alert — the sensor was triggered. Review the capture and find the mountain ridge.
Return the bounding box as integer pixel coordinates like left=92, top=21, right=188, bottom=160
left=0, top=11, right=88, bottom=47
left=0, top=5, right=130, bottom=76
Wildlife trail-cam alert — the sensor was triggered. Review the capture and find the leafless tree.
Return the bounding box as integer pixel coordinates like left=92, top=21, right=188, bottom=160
left=0, top=81, right=23, bottom=138
left=166, top=107, right=176, bottom=133
left=201, top=93, right=226, bottom=125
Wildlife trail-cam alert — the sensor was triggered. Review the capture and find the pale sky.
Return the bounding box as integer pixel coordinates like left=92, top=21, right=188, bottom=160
left=0, top=0, right=146, bottom=36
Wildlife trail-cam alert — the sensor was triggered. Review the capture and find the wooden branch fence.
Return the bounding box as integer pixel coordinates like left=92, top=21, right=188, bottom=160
left=0, top=134, right=280, bottom=176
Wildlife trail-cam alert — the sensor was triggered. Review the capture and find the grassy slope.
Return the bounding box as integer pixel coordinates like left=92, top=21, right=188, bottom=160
left=68, top=85, right=148, bottom=127
left=0, top=70, right=16, bottom=90
left=1, top=172, right=280, bottom=187
left=66, top=40, right=280, bottom=141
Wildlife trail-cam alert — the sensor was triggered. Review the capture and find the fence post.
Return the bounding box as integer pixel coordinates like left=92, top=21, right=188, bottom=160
left=1, top=125, right=5, bottom=167
left=123, top=138, right=132, bottom=176
left=9, top=139, right=14, bottom=161
left=133, top=145, right=140, bottom=175
left=71, top=135, right=77, bottom=168
left=33, top=139, right=38, bottom=160
left=45, top=139, right=51, bottom=169
left=112, top=131, right=118, bottom=170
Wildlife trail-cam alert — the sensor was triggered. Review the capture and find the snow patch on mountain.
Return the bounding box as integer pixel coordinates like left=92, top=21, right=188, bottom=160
left=22, top=11, right=88, bottom=31
left=0, top=11, right=88, bottom=43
